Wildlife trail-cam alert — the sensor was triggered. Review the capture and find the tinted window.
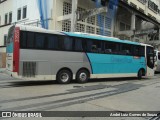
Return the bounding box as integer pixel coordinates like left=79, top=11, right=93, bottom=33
left=64, top=37, right=73, bottom=51
left=35, top=33, right=45, bottom=49
left=121, top=44, right=132, bottom=55
left=74, top=38, right=83, bottom=51
left=20, top=31, right=27, bottom=48
left=86, top=40, right=92, bottom=52
left=133, top=45, right=144, bottom=57
left=27, top=32, right=34, bottom=48
left=47, top=35, right=59, bottom=49
left=86, top=40, right=102, bottom=53
left=139, top=46, right=145, bottom=57
left=158, top=52, right=160, bottom=60
left=104, top=42, right=119, bottom=54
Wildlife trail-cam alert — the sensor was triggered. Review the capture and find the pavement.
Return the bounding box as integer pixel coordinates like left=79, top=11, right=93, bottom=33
left=0, top=68, right=5, bottom=73
left=0, top=72, right=160, bottom=120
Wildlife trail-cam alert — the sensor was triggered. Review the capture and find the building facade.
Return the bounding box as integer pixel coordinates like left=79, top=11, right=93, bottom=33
left=0, top=0, right=160, bottom=48
left=116, top=0, right=160, bottom=50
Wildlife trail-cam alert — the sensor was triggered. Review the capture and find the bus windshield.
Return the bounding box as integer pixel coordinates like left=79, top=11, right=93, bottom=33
left=158, top=52, right=160, bottom=60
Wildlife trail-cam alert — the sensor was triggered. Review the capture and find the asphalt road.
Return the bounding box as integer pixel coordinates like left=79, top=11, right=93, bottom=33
left=0, top=72, right=160, bottom=120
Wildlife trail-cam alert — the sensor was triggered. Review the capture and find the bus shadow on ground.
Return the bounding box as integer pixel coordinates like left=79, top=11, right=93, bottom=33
left=7, top=77, right=150, bottom=88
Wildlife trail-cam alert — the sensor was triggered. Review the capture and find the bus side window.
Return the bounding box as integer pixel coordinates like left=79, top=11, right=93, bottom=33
left=74, top=38, right=83, bottom=52
left=27, top=32, right=34, bottom=48
left=64, top=37, right=73, bottom=51
left=91, top=40, right=102, bottom=53
left=20, top=31, right=27, bottom=48
left=47, top=35, right=59, bottom=50
left=86, top=40, right=93, bottom=52
left=134, top=46, right=144, bottom=57
left=139, top=46, right=145, bottom=57
left=105, top=42, right=119, bottom=54
left=121, top=44, right=131, bottom=55
left=91, top=45, right=97, bottom=52
left=35, top=33, right=45, bottom=49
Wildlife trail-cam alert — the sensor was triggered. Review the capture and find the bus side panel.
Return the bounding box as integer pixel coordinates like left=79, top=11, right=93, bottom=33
left=87, top=53, right=146, bottom=75
left=6, top=43, right=14, bottom=72
left=19, top=50, right=92, bottom=80
left=13, top=27, right=20, bottom=73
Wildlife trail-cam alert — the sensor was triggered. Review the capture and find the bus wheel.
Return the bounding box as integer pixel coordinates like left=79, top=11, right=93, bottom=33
left=57, top=70, right=72, bottom=84
left=138, top=69, right=143, bottom=80
left=76, top=70, right=89, bottom=83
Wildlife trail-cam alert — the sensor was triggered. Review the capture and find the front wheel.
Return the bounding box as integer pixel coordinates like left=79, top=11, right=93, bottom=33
left=76, top=70, right=89, bottom=83
left=137, top=70, right=143, bottom=80
left=57, top=70, right=72, bottom=84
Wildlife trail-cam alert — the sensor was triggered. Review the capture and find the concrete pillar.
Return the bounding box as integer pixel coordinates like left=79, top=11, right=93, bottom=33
left=71, top=0, right=78, bottom=32
left=131, top=12, right=135, bottom=30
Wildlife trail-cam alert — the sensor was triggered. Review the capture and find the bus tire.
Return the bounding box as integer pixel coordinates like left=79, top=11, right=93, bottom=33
left=137, top=69, right=143, bottom=80
left=57, top=70, right=72, bottom=84
left=76, top=70, right=89, bottom=83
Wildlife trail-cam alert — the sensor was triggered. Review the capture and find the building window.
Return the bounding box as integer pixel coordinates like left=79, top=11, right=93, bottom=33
left=86, top=26, right=95, bottom=34
left=62, top=20, right=71, bottom=32
left=105, top=17, right=112, bottom=29
left=87, top=16, right=95, bottom=25
left=4, top=34, right=7, bottom=46
left=23, top=6, right=27, bottom=19
left=76, top=23, right=85, bottom=32
left=119, top=22, right=131, bottom=31
left=148, top=0, right=158, bottom=13
left=120, top=22, right=125, bottom=31
left=63, top=2, right=72, bottom=15
left=17, top=8, right=21, bottom=20
left=9, top=12, right=12, bottom=23
left=126, top=25, right=131, bottom=30
left=138, top=0, right=147, bottom=5
left=5, top=13, right=8, bottom=24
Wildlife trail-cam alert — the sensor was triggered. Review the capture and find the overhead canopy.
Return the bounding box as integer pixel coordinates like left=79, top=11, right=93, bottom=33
left=119, top=0, right=160, bottom=28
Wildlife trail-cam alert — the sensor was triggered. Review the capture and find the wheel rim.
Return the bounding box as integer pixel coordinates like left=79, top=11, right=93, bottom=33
left=60, top=73, right=69, bottom=82
left=79, top=72, right=87, bottom=81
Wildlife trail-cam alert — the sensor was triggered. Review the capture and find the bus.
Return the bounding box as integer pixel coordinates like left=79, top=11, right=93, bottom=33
left=6, top=25, right=155, bottom=84
left=154, top=50, right=160, bottom=72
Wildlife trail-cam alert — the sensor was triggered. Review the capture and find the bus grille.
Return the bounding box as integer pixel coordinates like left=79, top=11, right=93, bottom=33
left=22, top=62, right=36, bottom=78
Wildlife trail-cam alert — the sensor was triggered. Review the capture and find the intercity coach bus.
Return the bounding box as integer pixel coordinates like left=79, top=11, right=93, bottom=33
left=6, top=25, right=155, bottom=84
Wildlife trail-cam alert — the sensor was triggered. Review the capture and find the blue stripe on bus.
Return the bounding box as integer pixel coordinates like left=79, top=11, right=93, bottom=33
left=63, top=32, right=140, bottom=45
left=6, top=43, right=13, bottom=53
left=87, top=53, right=146, bottom=74
left=85, top=53, right=93, bottom=74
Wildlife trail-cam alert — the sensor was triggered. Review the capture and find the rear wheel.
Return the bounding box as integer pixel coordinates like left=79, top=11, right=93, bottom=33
left=57, top=70, right=72, bottom=84
left=138, top=69, right=143, bottom=80
left=76, top=70, right=89, bottom=83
